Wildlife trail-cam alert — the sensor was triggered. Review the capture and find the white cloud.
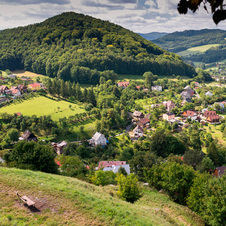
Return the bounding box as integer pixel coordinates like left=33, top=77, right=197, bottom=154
left=0, top=0, right=225, bottom=32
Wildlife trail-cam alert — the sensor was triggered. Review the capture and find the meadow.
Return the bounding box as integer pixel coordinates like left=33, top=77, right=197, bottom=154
left=0, top=96, right=86, bottom=121
left=177, top=44, right=221, bottom=57
left=0, top=167, right=204, bottom=226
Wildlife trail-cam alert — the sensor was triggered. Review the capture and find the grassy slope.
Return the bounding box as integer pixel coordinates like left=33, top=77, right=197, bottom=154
left=0, top=96, right=85, bottom=121
left=177, top=44, right=221, bottom=57
left=0, top=167, right=204, bottom=226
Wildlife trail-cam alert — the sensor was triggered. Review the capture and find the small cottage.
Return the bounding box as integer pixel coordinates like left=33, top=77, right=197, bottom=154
left=19, top=130, right=38, bottom=142
left=90, top=132, right=107, bottom=146
left=163, top=112, right=175, bottom=121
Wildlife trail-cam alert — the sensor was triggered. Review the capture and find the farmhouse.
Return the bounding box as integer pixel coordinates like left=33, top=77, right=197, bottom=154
left=90, top=132, right=107, bottom=146
left=162, top=100, right=175, bottom=112
left=19, top=130, right=38, bottom=142
left=18, top=84, right=27, bottom=93
left=10, top=87, right=21, bottom=97
left=0, top=86, right=11, bottom=95
left=137, top=118, right=150, bottom=128
left=205, top=91, right=213, bottom=97
left=28, top=83, right=44, bottom=91
left=184, top=86, right=194, bottom=96
left=132, top=111, right=144, bottom=120
left=163, top=112, right=175, bottom=121
left=51, top=141, right=67, bottom=155
left=180, top=91, right=192, bottom=99
left=98, top=161, right=126, bottom=169
left=118, top=81, right=130, bottom=88
left=133, top=125, right=143, bottom=137
left=151, top=85, right=162, bottom=92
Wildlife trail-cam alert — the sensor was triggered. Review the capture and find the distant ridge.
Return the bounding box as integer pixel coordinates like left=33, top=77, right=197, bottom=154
left=152, top=29, right=226, bottom=52
left=138, top=32, right=168, bottom=41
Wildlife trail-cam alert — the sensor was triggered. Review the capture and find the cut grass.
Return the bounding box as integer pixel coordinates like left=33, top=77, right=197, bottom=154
left=177, top=44, right=221, bottom=57
left=0, top=96, right=86, bottom=121
left=0, top=167, right=204, bottom=226
left=203, top=124, right=226, bottom=147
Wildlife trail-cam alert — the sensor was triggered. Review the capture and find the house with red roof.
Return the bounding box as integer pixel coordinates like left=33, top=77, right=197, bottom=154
left=28, top=83, right=44, bottom=91
left=98, top=161, right=126, bottom=169
left=118, top=81, right=130, bottom=89
left=137, top=118, right=150, bottom=128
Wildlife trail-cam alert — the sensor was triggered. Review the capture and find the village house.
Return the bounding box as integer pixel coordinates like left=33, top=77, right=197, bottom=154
left=182, top=110, right=200, bottom=121
left=137, top=118, right=150, bottom=128
left=98, top=161, right=126, bottom=169
left=163, top=112, right=175, bottom=121
left=90, top=132, right=107, bottom=146
left=132, top=111, right=144, bottom=120
left=18, top=84, right=27, bottom=93
left=10, top=86, right=21, bottom=97
left=204, top=111, right=220, bottom=123
left=213, top=166, right=226, bottom=178
left=205, top=91, right=213, bottom=97
left=99, top=161, right=130, bottom=175
left=117, top=81, right=130, bottom=89
left=151, top=85, right=162, bottom=92
left=28, top=83, right=44, bottom=91
left=180, top=90, right=192, bottom=99
left=184, top=86, right=194, bottom=96
left=51, top=141, right=67, bottom=155
left=19, top=130, right=38, bottom=142
left=0, top=86, right=11, bottom=95
left=194, top=82, right=200, bottom=87
left=162, top=100, right=176, bottom=112
left=133, top=125, right=143, bottom=138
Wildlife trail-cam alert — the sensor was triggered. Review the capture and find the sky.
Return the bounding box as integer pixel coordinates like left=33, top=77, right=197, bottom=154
left=0, top=0, right=225, bottom=33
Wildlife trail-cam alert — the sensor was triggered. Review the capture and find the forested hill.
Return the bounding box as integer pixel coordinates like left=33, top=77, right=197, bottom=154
left=0, top=12, right=196, bottom=84
left=152, top=29, right=226, bottom=53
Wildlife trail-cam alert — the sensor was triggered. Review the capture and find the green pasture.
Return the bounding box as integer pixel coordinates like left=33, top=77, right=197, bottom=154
left=0, top=167, right=204, bottom=225
left=0, top=96, right=86, bottom=121
left=178, top=44, right=221, bottom=57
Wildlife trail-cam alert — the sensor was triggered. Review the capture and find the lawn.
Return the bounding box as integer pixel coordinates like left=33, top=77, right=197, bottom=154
left=0, top=167, right=204, bottom=225
left=0, top=96, right=86, bottom=121
left=177, top=44, right=221, bottom=57
left=203, top=124, right=226, bottom=147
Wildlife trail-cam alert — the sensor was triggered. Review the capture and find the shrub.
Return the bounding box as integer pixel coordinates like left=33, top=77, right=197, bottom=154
left=91, top=170, right=117, bottom=186
left=116, top=173, right=141, bottom=203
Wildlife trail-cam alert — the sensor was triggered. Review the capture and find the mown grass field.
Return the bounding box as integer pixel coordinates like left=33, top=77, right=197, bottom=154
left=0, top=167, right=204, bottom=225
left=177, top=44, right=221, bottom=57
left=0, top=96, right=86, bottom=121
left=203, top=124, right=226, bottom=147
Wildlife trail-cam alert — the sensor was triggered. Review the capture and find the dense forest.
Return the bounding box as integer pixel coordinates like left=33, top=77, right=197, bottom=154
left=0, top=12, right=196, bottom=84
left=153, top=29, right=226, bottom=53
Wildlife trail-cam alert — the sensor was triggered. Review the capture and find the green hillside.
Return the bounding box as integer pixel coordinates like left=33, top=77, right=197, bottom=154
left=0, top=12, right=195, bottom=84
left=153, top=29, right=226, bottom=53
left=0, top=167, right=204, bottom=225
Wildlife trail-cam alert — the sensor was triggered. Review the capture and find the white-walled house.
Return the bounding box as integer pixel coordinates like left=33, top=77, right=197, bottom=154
left=103, top=164, right=130, bottom=175
left=90, top=132, right=107, bottom=146
left=151, top=85, right=162, bottom=92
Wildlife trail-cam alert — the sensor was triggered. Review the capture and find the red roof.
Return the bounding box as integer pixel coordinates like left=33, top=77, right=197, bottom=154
left=138, top=118, right=150, bottom=125
left=29, top=83, right=41, bottom=88
left=98, top=161, right=126, bottom=169
left=118, top=81, right=130, bottom=88
left=16, top=112, right=21, bottom=116
left=55, top=160, right=62, bottom=167
left=204, top=111, right=217, bottom=117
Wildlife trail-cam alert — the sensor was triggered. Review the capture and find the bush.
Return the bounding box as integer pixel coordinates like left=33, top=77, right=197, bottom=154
left=116, top=173, right=141, bottom=203
left=91, top=170, right=117, bottom=186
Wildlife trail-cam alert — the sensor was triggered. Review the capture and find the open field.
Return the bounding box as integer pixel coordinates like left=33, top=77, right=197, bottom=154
left=177, top=44, right=221, bottom=57
left=0, top=96, right=86, bottom=121
left=12, top=70, right=47, bottom=82
left=203, top=124, right=226, bottom=147
left=0, top=167, right=204, bottom=225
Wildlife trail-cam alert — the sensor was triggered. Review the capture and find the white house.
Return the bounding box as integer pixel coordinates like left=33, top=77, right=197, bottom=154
left=90, top=132, right=107, bottom=146
left=103, top=164, right=130, bottom=175
left=133, top=125, right=143, bottom=137
left=205, top=91, right=213, bottom=97
left=151, top=85, right=162, bottom=92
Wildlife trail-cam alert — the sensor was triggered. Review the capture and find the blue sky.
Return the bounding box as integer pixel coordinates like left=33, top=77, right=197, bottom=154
left=0, top=0, right=225, bottom=33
